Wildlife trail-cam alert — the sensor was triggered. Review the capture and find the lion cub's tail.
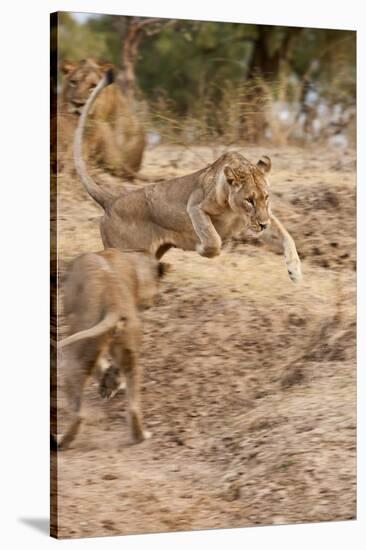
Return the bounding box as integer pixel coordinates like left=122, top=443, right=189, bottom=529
left=58, top=310, right=125, bottom=348
left=73, top=68, right=115, bottom=210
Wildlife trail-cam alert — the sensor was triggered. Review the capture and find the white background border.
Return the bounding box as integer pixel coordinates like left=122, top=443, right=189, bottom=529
left=1, top=1, right=364, bottom=548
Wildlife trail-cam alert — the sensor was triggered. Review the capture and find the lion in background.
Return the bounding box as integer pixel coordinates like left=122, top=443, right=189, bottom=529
left=57, top=58, right=145, bottom=177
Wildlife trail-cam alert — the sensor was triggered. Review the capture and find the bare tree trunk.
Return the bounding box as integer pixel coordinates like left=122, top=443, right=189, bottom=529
left=247, top=26, right=297, bottom=80
left=119, top=17, right=165, bottom=100
left=242, top=26, right=298, bottom=142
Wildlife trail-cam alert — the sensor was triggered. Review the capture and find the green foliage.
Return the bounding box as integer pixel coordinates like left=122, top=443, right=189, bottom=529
left=56, top=13, right=356, bottom=116
left=137, top=21, right=257, bottom=114
left=57, top=12, right=111, bottom=62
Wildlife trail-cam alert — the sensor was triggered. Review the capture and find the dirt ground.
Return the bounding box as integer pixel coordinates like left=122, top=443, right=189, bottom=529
left=52, top=144, right=356, bottom=538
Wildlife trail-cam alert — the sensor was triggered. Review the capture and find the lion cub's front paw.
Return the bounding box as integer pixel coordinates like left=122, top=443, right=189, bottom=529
left=196, top=243, right=221, bottom=258
left=287, top=256, right=302, bottom=283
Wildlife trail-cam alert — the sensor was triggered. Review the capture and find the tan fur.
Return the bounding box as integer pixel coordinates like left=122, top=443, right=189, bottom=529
left=53, top=249, right=169, bottom=450
left=75, top=72, right=302, bottom=283
left=60, top=58, right=145, bottom=177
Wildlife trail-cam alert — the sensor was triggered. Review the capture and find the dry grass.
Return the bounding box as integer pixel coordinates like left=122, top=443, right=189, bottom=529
left=146, top=77, right=303, bottom=147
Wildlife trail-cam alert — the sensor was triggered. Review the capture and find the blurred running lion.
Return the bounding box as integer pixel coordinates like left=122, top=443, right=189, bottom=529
left=51, top=249, right=169, bottom=451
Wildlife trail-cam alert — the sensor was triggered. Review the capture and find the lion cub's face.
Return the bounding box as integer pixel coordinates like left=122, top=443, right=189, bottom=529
left=61, top=58, right=106, bottom=115
left=224, top=156, right=271, bottom=234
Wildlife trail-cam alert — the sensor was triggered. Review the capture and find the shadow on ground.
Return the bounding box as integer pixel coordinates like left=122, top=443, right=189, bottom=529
left=18, top=517, right=49, bottom=536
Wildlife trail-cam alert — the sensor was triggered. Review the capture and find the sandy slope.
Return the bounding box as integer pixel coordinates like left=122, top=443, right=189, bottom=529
left=52, top=144, right=356, bottom=538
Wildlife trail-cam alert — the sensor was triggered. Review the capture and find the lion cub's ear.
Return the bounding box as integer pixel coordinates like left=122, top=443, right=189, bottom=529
left=224, top=166, right=240, bottom=187
left=61, top=59, right=76, bottom=75
left=257, top=156, right=272, bottom=174
left=98, top=62, right=116, bottom=85
left=157, top=262, right=172, bottom=278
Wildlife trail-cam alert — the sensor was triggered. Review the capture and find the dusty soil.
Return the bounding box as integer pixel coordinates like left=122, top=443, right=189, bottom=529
left=52, top=144, right=356, bottom=538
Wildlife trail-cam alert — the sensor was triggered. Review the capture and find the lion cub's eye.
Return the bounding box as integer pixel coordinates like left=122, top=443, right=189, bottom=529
left=246, top=197, right=255, bottom=206
left=69, top=80, right=77, bottom=87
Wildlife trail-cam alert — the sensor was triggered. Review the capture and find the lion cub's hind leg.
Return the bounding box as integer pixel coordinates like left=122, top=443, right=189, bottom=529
left=110, top=340, right=151, bottom=444
left=54, top=358, right=90, bottom=451
left=124, top=348, right=152, bottom=443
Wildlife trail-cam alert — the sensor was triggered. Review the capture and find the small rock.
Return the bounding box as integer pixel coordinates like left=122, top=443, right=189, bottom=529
left=281, top=365, right=304, bottom=389
left=223, top=480, right=241, bottom=502
left=101, top=519, right=116, bottom=530
left=102, top=473, right=119, bottom=481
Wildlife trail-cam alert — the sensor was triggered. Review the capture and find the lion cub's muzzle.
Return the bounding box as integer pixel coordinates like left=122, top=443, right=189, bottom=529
left=247, top=216, right=271, bottom=236
left=72, top=98, right=86, bottom=107
left=69, top=99, right=86, bottom=115
left=255, top=218, right=270, bottom=233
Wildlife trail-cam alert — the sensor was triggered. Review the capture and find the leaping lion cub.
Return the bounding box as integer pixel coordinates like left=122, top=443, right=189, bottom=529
left=74, top=69, right=301, bottom=283
left=52, top=249, right=169, bottom=451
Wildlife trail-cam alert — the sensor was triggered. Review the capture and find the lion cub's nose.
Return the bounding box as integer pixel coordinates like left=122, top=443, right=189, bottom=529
left=72, top=99, right=86, bottom=106
left=259, top=222, right=268, bottom=231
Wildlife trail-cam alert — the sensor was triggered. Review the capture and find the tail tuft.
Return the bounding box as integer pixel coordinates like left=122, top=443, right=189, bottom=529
left=105, top=67, right=115, bottom=86
left=99, top=365, right=122, bottom=400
